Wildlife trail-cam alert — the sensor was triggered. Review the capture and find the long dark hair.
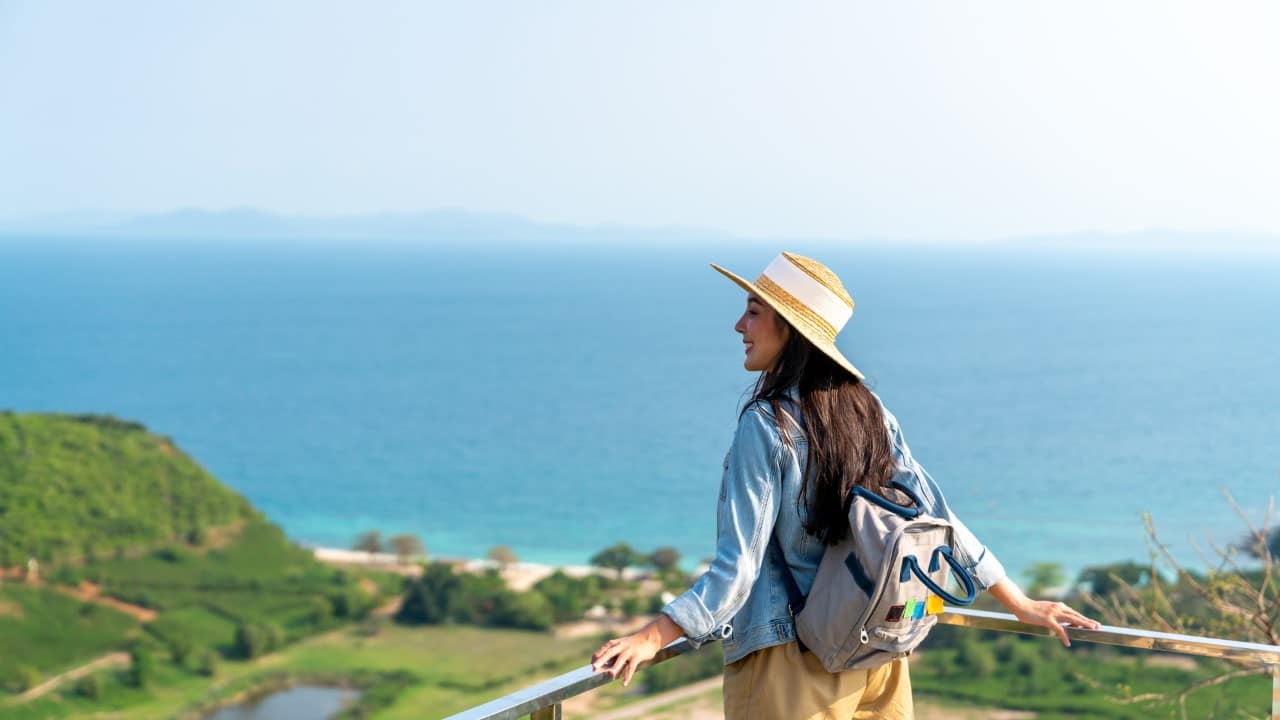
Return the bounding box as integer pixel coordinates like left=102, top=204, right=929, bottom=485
left=745, top=325, right=895, bottom=546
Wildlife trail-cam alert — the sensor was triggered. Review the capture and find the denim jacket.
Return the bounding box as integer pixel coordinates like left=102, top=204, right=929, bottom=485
left=661, top=387, right=1007, bottom=665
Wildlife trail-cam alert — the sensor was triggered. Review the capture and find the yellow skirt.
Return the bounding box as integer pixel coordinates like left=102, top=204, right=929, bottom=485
left=722, top=641, right=913, bottom=720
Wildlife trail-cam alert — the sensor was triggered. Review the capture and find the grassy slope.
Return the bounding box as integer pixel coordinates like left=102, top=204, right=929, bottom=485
left=0, top=584, right=139, bottom=681
left=0, top=412, right=259, bottom=567
left=0, top=624, right=605, bottom=720
left=912, top=640, right=1271, bottom=719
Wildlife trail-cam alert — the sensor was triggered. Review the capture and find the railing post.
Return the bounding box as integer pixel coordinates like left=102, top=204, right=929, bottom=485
left=530, top=703, right=561, bottom=720
left=1271, top=664, right=1278, bottom=720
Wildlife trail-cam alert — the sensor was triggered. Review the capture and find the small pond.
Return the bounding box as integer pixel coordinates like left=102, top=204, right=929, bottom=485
left=204, top=685, right=361, bottom=720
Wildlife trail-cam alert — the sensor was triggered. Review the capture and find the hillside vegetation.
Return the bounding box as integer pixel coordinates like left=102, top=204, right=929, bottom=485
left=0, top=411, right=259, bottom=567
left=0, top=411, right=399, bottom=704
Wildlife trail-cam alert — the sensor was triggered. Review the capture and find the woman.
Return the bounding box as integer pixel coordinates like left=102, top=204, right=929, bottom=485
left=591, top=252, right=1098, bottom=719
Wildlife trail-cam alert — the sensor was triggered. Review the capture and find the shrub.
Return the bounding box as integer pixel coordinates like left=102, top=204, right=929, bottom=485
left=75, top=673, right=103, bottom=700
left=50, top=565, right=84, bottom=586
left=993, top=635, right=1020, bottom=664
left=194, top=648, right=219, bottom=677
left=6, top=665, right=41, bottom=693
left=954, top=634, right=996, bottom=678
left=128, top=645, right=154, bottom=688
left=166, top=628, right=195, bottom=666
left=620, top=595, right=643, bottom=618
left=533, top=570, right=605, bottom=623
left=153, top=546, right=191, bottom=563
left=644, top=642, right=724, bottom=693
left=489, top=590, right=554, bottom=631
left=233, top=622, right=282, bottom=659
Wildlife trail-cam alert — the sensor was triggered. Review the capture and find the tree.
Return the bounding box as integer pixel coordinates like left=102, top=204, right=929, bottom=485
left=1023, top=562, right=1065, bottom=596
left=388, top=533, right=426, bottom=562
left=648, top=546, right=682, bottom=572
left=1236, top=525, right=1280, bottom=560
left=397, top=563, right=461, bottom=625
left=1077, top=560, right=1149, bottom=597
left=591, top=542, right=641, bottom=580
left=353, top=530, right=384, bottom=554
left=1081, top=491, right=1279, bottom=713
left=165, top=628, right=194, bottom=666
left=488, top=545, right=517, bottom=569
left=128, top=644, right=154, bottom=688
left=532, top=570, right=604, bottom=623
left=329, top=586, right=368, bottom=620
left=490, top=590, right=554, bottom=631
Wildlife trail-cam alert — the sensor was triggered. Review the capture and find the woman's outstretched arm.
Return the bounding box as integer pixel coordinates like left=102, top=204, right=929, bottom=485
left=590, top=405, right=784, bottom=686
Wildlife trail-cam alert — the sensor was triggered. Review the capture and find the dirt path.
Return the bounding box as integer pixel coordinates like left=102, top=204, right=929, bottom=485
left=53, top=581, right=157, bottom=622
left=371, top=595, right=403, bottom=618
left=7, top=651, right=130, bottom=704
left=590, top=676, right=722, bottom=720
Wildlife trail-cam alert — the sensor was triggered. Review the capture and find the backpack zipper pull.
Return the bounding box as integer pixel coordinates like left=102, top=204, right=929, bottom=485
left=859, top=628, right=869, bottom=644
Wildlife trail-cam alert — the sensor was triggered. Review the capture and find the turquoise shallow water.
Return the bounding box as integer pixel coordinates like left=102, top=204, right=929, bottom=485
left=1, top=236, right=1277, bottom=581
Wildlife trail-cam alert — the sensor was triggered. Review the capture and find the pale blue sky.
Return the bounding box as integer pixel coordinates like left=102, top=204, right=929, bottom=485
left=2, top=1, right=1277, bottom=241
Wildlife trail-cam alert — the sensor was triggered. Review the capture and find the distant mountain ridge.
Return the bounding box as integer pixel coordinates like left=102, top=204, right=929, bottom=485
left=0, top=207, right=1276, bottom=251
left=0, top=207, right=742, bottom=245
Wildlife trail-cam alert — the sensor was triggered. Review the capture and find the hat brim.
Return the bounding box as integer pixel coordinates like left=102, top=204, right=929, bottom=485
left=710, top=263, right=865, bottom=381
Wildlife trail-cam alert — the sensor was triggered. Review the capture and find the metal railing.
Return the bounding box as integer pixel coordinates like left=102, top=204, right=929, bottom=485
left=444, top=608, right=1280, bottom=720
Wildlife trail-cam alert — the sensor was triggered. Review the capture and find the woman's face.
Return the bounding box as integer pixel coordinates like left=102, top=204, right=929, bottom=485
left=735, top=293, right=791, bottom=372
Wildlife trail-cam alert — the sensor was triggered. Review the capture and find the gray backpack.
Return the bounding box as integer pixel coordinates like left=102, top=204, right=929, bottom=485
left=774, top=480, right=977, bottom=672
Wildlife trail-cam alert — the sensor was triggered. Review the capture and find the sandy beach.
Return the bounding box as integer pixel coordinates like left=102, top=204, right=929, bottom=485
left=310, top=546, right=656, bottom=591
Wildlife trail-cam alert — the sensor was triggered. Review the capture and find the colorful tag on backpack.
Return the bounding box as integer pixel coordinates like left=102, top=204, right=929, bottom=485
left=926, top=595, right=944, bottom=615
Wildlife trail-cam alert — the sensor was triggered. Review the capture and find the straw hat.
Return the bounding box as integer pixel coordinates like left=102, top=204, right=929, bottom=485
left=711, top=252, right=864, bottom=381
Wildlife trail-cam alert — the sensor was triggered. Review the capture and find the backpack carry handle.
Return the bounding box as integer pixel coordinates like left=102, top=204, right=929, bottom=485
left=898, top=546, right=978, bottom=606
left=848, top=479, right=925, bottom=519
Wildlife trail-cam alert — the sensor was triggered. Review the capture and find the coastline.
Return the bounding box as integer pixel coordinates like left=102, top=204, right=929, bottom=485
left=308, top=545, right=659, bottom=591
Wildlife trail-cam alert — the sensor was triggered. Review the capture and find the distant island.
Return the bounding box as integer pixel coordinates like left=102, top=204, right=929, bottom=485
left=2, top=207, right=1276, bottom=252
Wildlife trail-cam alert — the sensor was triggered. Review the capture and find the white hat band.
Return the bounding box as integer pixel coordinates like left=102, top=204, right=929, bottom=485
left=761, top=254, right=854, bottom=333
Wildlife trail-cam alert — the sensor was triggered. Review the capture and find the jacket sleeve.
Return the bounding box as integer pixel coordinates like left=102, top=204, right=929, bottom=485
left=878, top=396, right=1008, bottom=590
left=661, top=405, right=783, bottom=648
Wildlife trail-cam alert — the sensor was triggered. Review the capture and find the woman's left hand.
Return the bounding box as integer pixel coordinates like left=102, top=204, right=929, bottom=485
left=987, top=578, right=1100, bottom=647
left=591, top=623, right=664, bottom=687
left=1012, top=599, right=1100, bottom=647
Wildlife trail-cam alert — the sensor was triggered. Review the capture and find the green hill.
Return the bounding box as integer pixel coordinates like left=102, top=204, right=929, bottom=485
left=0, top=411, right=259, bottom=567
left=0, top=411, right=394, bottom=701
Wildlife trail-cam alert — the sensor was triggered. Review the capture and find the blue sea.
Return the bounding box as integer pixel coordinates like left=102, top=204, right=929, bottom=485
left=2, top=236, right=1277, bottom=582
